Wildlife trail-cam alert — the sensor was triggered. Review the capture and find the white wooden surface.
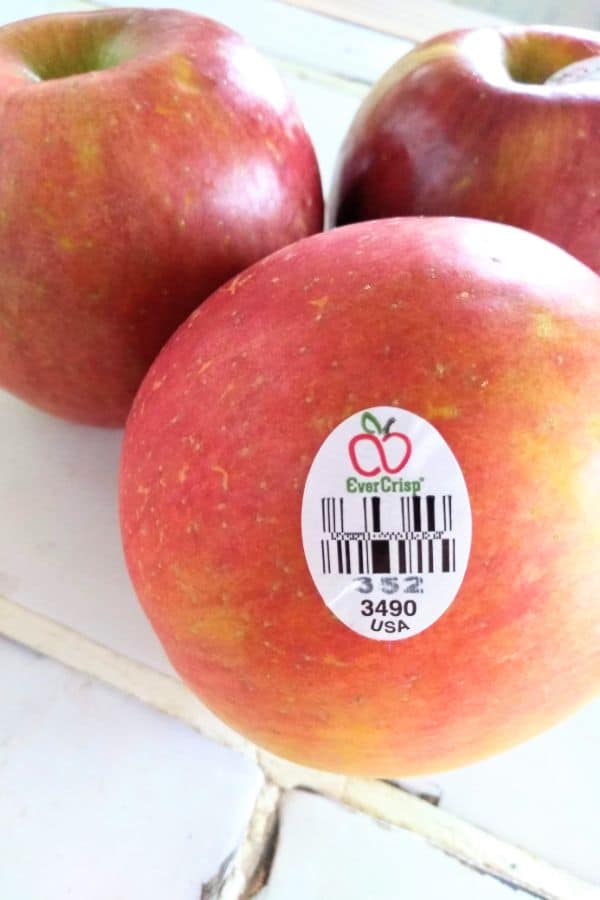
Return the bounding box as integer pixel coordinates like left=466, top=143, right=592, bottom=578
left=0, top=394, right=170, bottom=672
left=0, top=638, right=263, bottom=899
left=404, top=700, right=600, bottom=885
left=3, top=596, right=596, bottom=900
left=0, top=0, right=599, bottom=896
left=284, top=0, right=508, bottom=39
left=259, top=790, right=533, bottom=900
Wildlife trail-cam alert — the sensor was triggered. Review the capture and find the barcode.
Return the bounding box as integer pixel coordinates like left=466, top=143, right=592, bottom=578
left=320, top=495, right=456, bottom=575
left=320, top=536, right=456, bottom=575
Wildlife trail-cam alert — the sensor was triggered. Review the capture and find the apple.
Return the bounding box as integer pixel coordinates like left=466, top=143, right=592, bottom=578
left=120, top=217, right=600, bottom=776
left=0, top=8, right=322, bottom=426
left=329, top=26, right=600, bottom=275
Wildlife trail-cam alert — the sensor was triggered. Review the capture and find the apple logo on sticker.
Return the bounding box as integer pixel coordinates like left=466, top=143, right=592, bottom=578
left=348, top=411, right=412, bottom=476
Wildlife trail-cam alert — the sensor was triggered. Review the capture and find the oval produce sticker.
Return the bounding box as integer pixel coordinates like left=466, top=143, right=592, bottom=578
left=301, top=407, right=472, bottom=640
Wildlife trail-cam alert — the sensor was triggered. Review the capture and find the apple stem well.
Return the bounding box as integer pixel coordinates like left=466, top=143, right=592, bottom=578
left=503, top=30, right=598, bottom=85
left=5, top=14, right=139, bottom=82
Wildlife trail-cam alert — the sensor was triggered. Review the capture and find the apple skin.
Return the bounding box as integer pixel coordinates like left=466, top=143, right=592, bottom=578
left=120, top=218, right=600, bottom=776
left=330, top=27, right=600, bottom=274
left=0, top=9, right=322, bottom=426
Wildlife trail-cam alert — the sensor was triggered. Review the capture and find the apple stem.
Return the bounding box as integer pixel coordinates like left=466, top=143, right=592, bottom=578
left=382, top=417, right=396, bottom=435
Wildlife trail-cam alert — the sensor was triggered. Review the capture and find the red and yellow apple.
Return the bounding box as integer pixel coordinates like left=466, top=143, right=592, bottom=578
left=0, top=8, right=322, bottom=426
left=120, top=218, right=600, bottom=776
left=330, top=27, right=600, bottom=274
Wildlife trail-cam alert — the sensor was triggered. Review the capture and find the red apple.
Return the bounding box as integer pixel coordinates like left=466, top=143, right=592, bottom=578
left=0, top=8, right=322, bottom=426
left=330, top=26, right=600, bottom=274
left=120, top=218, right=600, bottom=776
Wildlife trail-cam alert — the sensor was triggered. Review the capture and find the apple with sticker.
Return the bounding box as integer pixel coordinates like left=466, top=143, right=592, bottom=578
left=120, top=217, right=600, bottom=776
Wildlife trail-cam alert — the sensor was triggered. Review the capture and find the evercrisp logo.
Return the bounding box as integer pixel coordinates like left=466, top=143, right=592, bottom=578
left=348, top=411, right=412, bottom=476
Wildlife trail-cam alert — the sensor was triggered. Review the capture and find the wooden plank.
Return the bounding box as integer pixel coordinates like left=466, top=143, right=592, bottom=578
left=90, top=0, right=411, bottom=86
left=280, top=0, right=510, bottom=43
left=1, top=595, right=596, bottom=900
left=266, top=790, right=535, bottom=900
left=0, top=637, right=263, bottom=900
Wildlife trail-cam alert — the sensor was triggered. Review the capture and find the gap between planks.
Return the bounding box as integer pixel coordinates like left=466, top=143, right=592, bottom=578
left=209, top=777, right=282, bottom=899
left=0, top=595, right=596, bottom=900
left=280, top=0, right=509, bottom=41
